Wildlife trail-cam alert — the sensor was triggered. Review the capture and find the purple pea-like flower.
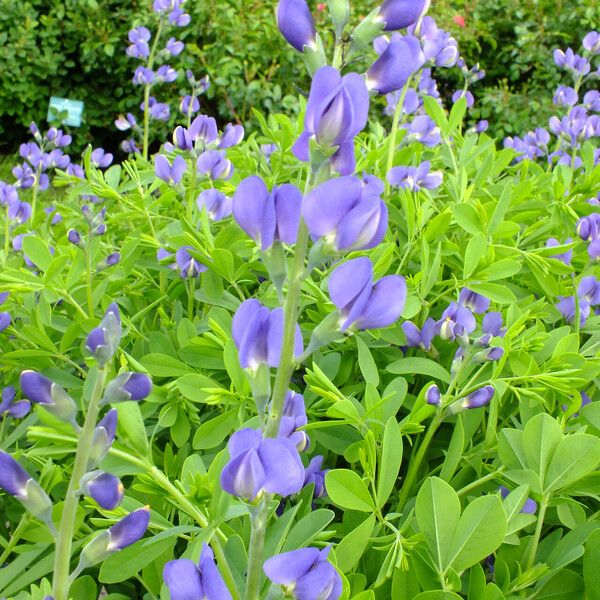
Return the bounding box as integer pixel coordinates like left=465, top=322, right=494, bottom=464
left=132, top=66, right=154, bottom=86
left=8, top=200, right=32, bottom=223
left=180, top=95, right=200, bottom=116
left=196, top=150, right=233, bottom=180
left=220, top=428, right=305, bottom=500
left=402, top=318, right=436, bottom=350
left=473, top=120, right=489, bottom=134
left=86, top=303, right=122, bottom=367
left=328, top=256, right=407, bottom=331
left=115, top=113, right=137, bottom=131
left=155, top=154, right=187, bottom=185
left=263, top=546, right=342, bottom=600
left=436, top=302, right=476, bottom=340
left=80, top=471, right=124, bottom=510
left=165, top=37, right=185, bottom=56
left=169, top=6, right=191, bottom=27
left=107, top=507, right=151, bottom=551
left=459, top=288, right=490, bottom=314
left=197, top=189, right=232, bottom=221
left=175, top=246, right=208, bottom=278
left=583, top=91, right=600, bottom=112
left=388, top=161, right=443, bottom=191
left=293, top=66, right=369, bottom=176
left=44, top=205, right=62, bottom=225
left=379, top=0, right=430, bottom=31
left=276, top=0, right=316, bottom=52
left=91, top=148, right=113, bottom=169
left=553, top=86, right=578, bottom=107
left=482, top=312, right=506, bottom=339
left=279, top=391, right=309, bottom=451
left=452, top=90, right=475, bottom=108
left=0, top=311, right=10, bottom=332
left=583, top=31, right=600, bottom=54
left=462, top=385, right=494, bottom=409
left=147, top=98, right=170, bottom=121
left=104, top=252, right=121, bottom=268
left=156, top=65, right=178, bottom=83
left=553, top=48, right=591, bottom=76
left=163, top=544, right=232, bottom=600
left=0, top=386, right=30, bottom=419
left=103, top=372, right=153, bottom=405
left=218, top=123, right=245, bottom=149
left=304, top=455, right=327, bottom=498
left=556, top=296, right=590, bottom=327
left=499, top=486, right=537, bottom=514
left=173, top=125, right=194, bottom=150
left=410, top=17, right=458, bottom=67
left=20, top=370, right=77, bottom=423
left=0, top=182, right=19, bottom=205
left=367, top=34, right=424, bottom=95
left=12, top=163, right=35, bottom=189
left=89, top=408, right=118, bottom=467
left=302, top=175, right=387, bottom=252
left=404, top=114, right=441, bottom=146
left=425, top=384, right=441, bottom=405
left=127, top=27, right=151, bottom=58
left=546, top=238, right=573, bottom=265
left=233, top=176, right=302, bottom=250
left=232, top=299, right=303, bottom=370
left=189, top=115, right=218, bottom=145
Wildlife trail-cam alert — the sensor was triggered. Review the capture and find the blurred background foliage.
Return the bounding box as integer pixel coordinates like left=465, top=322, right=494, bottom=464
left=0, top=0, right=598, bottom=154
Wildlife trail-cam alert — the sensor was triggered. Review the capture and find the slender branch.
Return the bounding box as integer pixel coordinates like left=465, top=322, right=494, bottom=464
left=525, top=494, right=549, bottom=570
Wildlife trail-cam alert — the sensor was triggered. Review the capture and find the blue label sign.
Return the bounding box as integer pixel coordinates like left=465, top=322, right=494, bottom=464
left=47, top=97, right=84, bottom=128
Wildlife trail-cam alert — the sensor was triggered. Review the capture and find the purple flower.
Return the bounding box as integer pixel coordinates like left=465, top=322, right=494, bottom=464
left=474, top=120, right=489, bottom=134
left=263, top=546, right=342, bottom=600
left=133, top=66, right=154, bottom=86
left=233, top=176, right=302, bottom=250
left=499, top=486, right=537, bottom=514
left=44, top=205, right=62, bottom=225
left=127, top=27, right=151, bottom=58
left=425, top=384, right=441, bottom=406
left=328, top=257, right=406, bottom=331
left=165, top=37, right=185, bottom=56
left=8, top=200, right=32, bottom=223
left=0, top=386, right=30, bottom=419
left=387, top=161, right=442, bottom=191
left=554, top=48, right=591, bottom=76
left=304, top=455, right=327, bottom=498
left=89, top=408, right=118, bottom=467
left=276, top=0, right=316, bottom=52
left=196, top=150, right=233, bottom=180
left=452, top=90, right=474, bottom=108
left=156, top=65, right=178, bottom=83
left=220, top=428, right=305, bottom=500
left=583, top=31, right=600, bottom=54
left=80, top=471, right=124, bottom=510
left=104, top=253, right=121, bottom=268
left=546, top=238, right=573, bottom=265
left=163, top=544, right=232, bottom=600
left=86, top=303, right=122, bottom=367
left=436, top=302, right=476, bottom=340
left=19, top=370, right=77, bottom=423
left=148, top=98, right=170, bottom=121
left=367, top=34, right=424, bottom=95
left=189, top=115, right=218, bottom=145
left=218, top=123, right=245, bottom=149
left=12, top=163, right=35, bottom=189
left=404, top=115, right=441, bottom=146
left=459, top=288, right=490, bottom=314
left=411, top=17, right=458, bottom=67
left=168, top=7, right=191, bottom=27
left=462, top=385, right=494, bottom=409
left=197, top=189, right=232, bottom=221
left=0, top=311, right=10, bottom=332
left=180, top=95, right=200, bottom=116
left=232, top=299, right=303, bottom=370
left=402, top=318, right=435, bottom=350
left=482, top=312, right=506, bottom=339
left=115, top=113, right=137, bottom=131
left=91, top=148, right=114, bottom=169
left=553, top=86, right=578, bottom=107
left=292, top=66, right=369, bottom=176
left=103, top=372, right=153, bottom=404
left=107, top=507, right=151, bottom=551
left=155, top=155, right=187, bottom=185
left=584, top=91, right=600, bottom=112
left=174, top=246, right=208, bottom=278
left=379, top=0, right=429, bottom=31
left=0, top=182, right=19, bottom=206
left=279, top=391, right=309, bottom=451
left=302, top=175, right=387, bottom=252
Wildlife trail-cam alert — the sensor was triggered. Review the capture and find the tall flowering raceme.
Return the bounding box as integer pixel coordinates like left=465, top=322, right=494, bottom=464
left=7, top=303, right=153, bottom=600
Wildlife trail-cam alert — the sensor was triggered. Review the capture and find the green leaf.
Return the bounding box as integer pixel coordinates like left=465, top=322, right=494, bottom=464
left=464, top=233, right=487, bottom=279
left=544, top=434, right=600, bottom=493
left=377, top=418, right=402, bottom=508
left=193, top=409, right=238, bottom=450
left=141, top=353, right=192, bottom=377
left=447, top=495, right=506, bottom=572
left=356, top=335, right=379, bottom=386
left=468, top=282, right=516, bottom=304
left=415, top=477, right=460, bottom=573
left=335, top=513, right=375, bottom=572
left=22, top=236, right=54, bottom=271
left=325, top=469, right=375, bottom=512
left=387, top=357, right=451, bottom=383
left=453, top=204, right=483, bottom=235
left=414, top=592, right=463, bottom=600
left=114, top=401, right=148, bottom=457
left=532, top=569, right=584, bottom=599
left=522, top=413, right=562, bottom=487
left=584, top=529, right=600, bottom=600
left=283, top=509, right=335, bottom=552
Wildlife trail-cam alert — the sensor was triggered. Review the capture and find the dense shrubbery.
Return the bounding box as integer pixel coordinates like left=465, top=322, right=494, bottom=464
left=0, top=1, right=599, bottom=600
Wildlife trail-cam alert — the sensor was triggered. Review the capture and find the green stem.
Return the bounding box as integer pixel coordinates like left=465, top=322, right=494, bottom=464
left=4, top=203, right=10, bottom=255
left=397, top=411, right=445, bottom=510
left=31, top=167, right=41, bottom=218
left=0, top=513, right=30, bottom=565
left=86, top=233, right=94, bottom=319
left=525, top=495, right=549, bottom=570
left=187, top=277, right=196, bottom=321
left=385, top=78, right=412, bottom=194
left=52, top=368, right=107, bottom=600
left=243, top=499, right=270, bottom=600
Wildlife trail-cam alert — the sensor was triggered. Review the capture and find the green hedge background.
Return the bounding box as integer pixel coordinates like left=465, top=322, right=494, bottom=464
left=0, top=0, right=597, bottom=154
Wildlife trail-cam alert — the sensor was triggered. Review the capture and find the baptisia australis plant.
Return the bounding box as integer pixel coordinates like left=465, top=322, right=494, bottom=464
left=2, top=303, right=153, bottom=600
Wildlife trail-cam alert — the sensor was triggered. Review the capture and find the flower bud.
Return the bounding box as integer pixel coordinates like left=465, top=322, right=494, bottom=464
left=276, top=0, right=317, bottom=52
left=20, top=371, right=78, bottom=424
left=67, top=229, right=82, bottom=246
left=102, top=373, right=152, bottom=405
left=425, top=384, right=440, bottom=405
left=379, top=0, right=430, bottom=31
left=89, top=409, right=118, bottom=468
left=327, top=0, right=350, bottom=37
left=462, top=385, right=494, bottom=409
left=77, top=507, right=150, bottom=569
left=86, top=303, right=122, bottom=367
left=0, top=452, right=53, bottom=526
left=474, top=347, right=504, bottom=363
left=80, top=471, right=124, bottom=510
